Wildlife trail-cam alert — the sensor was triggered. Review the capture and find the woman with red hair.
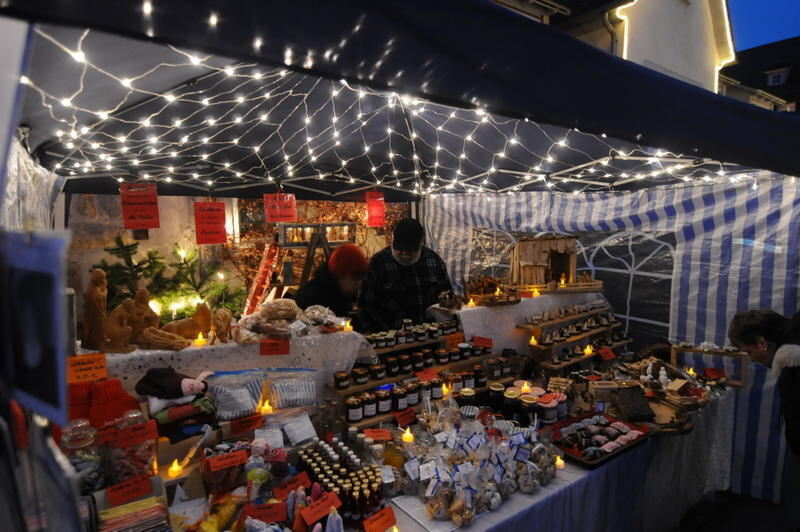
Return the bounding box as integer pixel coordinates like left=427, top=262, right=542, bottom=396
left=294, top=243, right=369, bottom=320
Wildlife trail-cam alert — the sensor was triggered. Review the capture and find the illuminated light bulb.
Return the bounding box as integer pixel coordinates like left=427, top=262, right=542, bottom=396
left=54, top=163, right=61, bottom=169
left=55, top=129, right=63, bottom=137
left=164, top=93, right=175, bottom=103
left=208, top=12, right=218, bottom=27
left=386, top=127, right=393, bottom=134
left=349, top=177, right=355, bottom=183
left=252, top=70, right=262, bottom=79
left=393, top=170, right=398, bottom=176
left=232, top=138, right=239, bottom=144
left=235, top=172, right=242, bottom=178
left=206, top=180, right=212, bottom=186
left=167, top=166, right=174, bottom=172
left=333, top=130, right=339, bottom=138
left=90, top=142, right=99, bottom=149
left=546, top=155, right=554, bottom=163
left=459, top=153, right=466, bottom=159
left=335, top=140, right=340, bottom=146
left=142, top=118, right=152, bottom=127
left=143, top=173, right=150, bottom=179
left=70, top=50, right=86, bottom=63
left=259, top=113, right=268, bottom=121
left=236, top=95, right=244, bottom=103
left=201, top=98, right=209, bottom=106
left=60, top=97, right=72, bottom=107
left=192, top=173, right=198, bottom=179
left=66, top=142, right=74, bottom=149
left=557, top=138, right=567, bottom=147
left=223, top=162, right=230, bottom=168
left=304, top=116, right=311, bottom=124
left=401, top=427, right=414, bottom=443
left=253, top=146, right=260, bottom=153
left=489, top=166, right=496, bottom=173
left=19, top=75, right=30, bottom=85
left=206, top=118, right=216, bottom=125
left=201, top=137, right=209, bottom=144
left=97, top=111, right=109, bottom=120
left=180, top=135, right=188, bottom=144
left=120, top=78, right=132, bottom=88
left=341, top=160, right=347, bottom=167
left=132, top=159, right=140, bottom=166
left=148, top=135, right=157, bottom=144
left=106, top=164, right=112, bottom=170
left=201, top=153, right=208, bottom=160
left=117, top=135, right=127, bottom=143
left=358, top=90, right=365, bottom=99
left=253, top=37, right=263, bottom=51
left=165, top=176, right=172, bottom=182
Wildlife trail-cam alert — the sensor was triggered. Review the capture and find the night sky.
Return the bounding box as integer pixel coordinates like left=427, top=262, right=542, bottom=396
left=728, top=0, right=800, bottom=50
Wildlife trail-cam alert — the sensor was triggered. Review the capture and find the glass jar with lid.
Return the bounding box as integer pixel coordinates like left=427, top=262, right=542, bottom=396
left=61, top=418, right=107, bottom=494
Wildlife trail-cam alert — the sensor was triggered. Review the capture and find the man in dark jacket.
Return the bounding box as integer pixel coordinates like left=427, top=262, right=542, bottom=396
left=294, top=243, right=368, bottom=318
left=358, top=218, right=452, bottom=332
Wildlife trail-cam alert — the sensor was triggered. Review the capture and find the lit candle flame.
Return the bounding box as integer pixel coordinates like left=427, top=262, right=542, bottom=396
left=467, top=298, right=476, bottom=307
left=584, top=345, right=593, bottom=356
left=686, top=367, right=697, bottom=378
left=529, top=336, right=538, bottom=346
left=259, top=399, right=273, bottom=415
left=401, top=427, right=414, bottom=443
left=521, top=381, right=531, bottom=394
left=494, top=286, right=501, bottom=296
left=532, top=288, right=541, bottom=297
left=560, top=273, right=567, bottom=286
left=555, top=455, right=565, bottom=470
left=343, top=319, right=353, bottom=332
left=168, top=459, right=183, bottom=478
left=193, top=331, right=207, bottom=347
left=442, top=382, right=450, bottom=397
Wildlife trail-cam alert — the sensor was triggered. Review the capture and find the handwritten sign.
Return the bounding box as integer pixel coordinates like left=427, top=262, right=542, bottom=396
left=301, top=491, right=342, bottom=526
left=471, top=336, right=493, bottom=349
left=120, top=183, right=159, bottom=229
left=598, top=348, right=617, bottom=361
left=365, top=190, right=385, bottom=227
left=444, top=332, right=465, bottom=350
left=230, top=414, right=264, bottom=435
left=363, top=428, right=393, bottom=441
left=260, top=339, right=291, bottom=356
left=263, top=193, right=297, bottom=222
left=394, top=407, right=417, bottom=427
left=519, top=290, right=533, bottom=298
left=106, top=475, right=152, bottom=507
left=273, top=471, right=311, bottom=500
left=415, top=368, right=439, bottom=382
left=363, top=506, right=397, bottom=532
left=243, top=502, right=287, bottom=524
left=207, top=449, right=248, bottom=472
left=193, top=201, right=227, bottom=244
left=67, top=353, right=107, bottom=383
left=116, top=420, right=158, bottom=448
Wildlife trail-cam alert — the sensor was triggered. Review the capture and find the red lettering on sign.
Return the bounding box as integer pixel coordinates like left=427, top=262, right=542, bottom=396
left=116, top=420, right=157, bottom=448
left=301, top=491, right=342, bottom=526
left=362, top=428, right=393, bottom=441
left=394, top=407, right=417, bottom=427
left=106, top=475, right=152, bottom=507
left=230, top=414, right=264, bottom=435
left=273, top=471, right=311, bottom=500
left=120, top=183, right=159, bottom=230
left=67, top=353, right=107, bottom=383
left=363, top=506, right=397, bottom=532
left=444, top=332, right=465, bottom=350
left=519, top=291, right=533, bottom=299
left=260, top=339, right=291, bottom=355
left=263, top=193, right=297, bottom=222
left=194, top=201, right=227, bottom=244
left=415, top=369, right=439, bottom=382
left=365, top=190, right=385, bottom=227
left=471, top=336, right=493, bottom=349
left=243, top=502, right=287, bottom=523
left=207, top=449, right=248, bottom=472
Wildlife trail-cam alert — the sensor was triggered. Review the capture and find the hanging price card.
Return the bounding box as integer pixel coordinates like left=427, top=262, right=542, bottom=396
left=116, top=420, right=157, bottom=448
left=273, top=471, right=311, bottom=500
left=598, top=348, right=617, bottom=361
left=444, top=332, right=465, bottom=349
left=120, top=183, right=159, bottom=229
left=106, top=475, right=152, bottom=507
left=301, top=491, right=342, bottom=526
left=67, top=353, right=107, bottom=383
left=415, top=368, right=439, bottom=382
left=365, top=190, right=385, bottom=227
left=207, top=449, right=248, bottom=471
left=243, top=503, right=287, bottom=524
left=364, top=506, right=397, bottom=532
left=363, top=428, right=393, bottom=441
left=260, top=339, right=291, bottom=355
left=194, top=201, right=227, bottom=244
left=471, top=336, right=493, bottom=349
left=263, top=193, right=297, bottom=222
left=394, top=407, right=417, bottom=426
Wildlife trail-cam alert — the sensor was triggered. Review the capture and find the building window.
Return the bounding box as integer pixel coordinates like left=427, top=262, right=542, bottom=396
left=766, top=68, right=790, bottom=86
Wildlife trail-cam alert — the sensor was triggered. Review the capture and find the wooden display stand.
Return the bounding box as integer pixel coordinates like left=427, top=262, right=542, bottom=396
left=669, top=346, right=749, bottom=388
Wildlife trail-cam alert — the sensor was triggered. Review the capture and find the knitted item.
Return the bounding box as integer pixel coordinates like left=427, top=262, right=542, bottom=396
left=153, top=396, right=216, bottom=424
left=68, top=382, right=93, bottom=421
left=327, top=244, right=368, bottom=279
left=88, top=379, right=140, bottom=428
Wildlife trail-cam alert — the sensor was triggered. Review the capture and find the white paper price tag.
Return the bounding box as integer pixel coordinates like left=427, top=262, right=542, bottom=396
left=434, top=431, right=449, bottom=443
left=467, top=433, right=481, bottom=450
left=254, top=427, right=284, bottom=449
left=419, top=461, right=437, bottom=481
left=381, top=465, right=395, bottom=483
left=458, top=461, right=474, bottom=475
left=404, top=457, right=420, bottom=480
left=493, top=465, right=505, bottom=484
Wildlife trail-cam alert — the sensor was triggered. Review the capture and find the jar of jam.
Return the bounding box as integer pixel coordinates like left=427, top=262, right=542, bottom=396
left=449, top=373, right=464, bottom=394
left=458, top=342, right=471, bottom=359
left=435, top=349, right=450, bottom=365
left=489, top=382, right=506, bottom=412
left=431, top=378, right=444, bottom=400
left=376, top=390, right=391, bottom=414
left=376, top=334, right=387, bottom=348
left=419, top=381, right=431, bottom=402
left=392, top=386, right=408, bottom=411
left=351, top=367, right=369, bottom=385
left=334, top=371, right=350, bottom=390
left=415, top=329, right=427, bottom=342
left=346, top=396, right=363, bottom=423
left=487, top=358, right=502, bottom=379
left=369, top=364, right=386, bottom=380
left=402, top=319, right=413, bottom=331
left=457, top=387, right=476, bottom=406
left=411, top=352, right=425, bottom=371
left=385, top=356, right=399, bottom=377
left=462, top=371, right=475, bottom=390
left=397, top=331, right=407, bottom=344
left=361, top=392, right=377, bottom=418
left=406, top=382, right=420, bottom=406
left=473, top=364, right=487, bottom=388
left=398, top=354, right=412, bottom=375
left=498, top=356, right=512, bottom=377
left=502, top=389, right=521, bottom=422
left=471, top=344, right=485, bottom=357
left=520, top=395, right=538, bottom=427
left=385, top=333, right=397, bottom=347
left=449, top=348, right=461, bottom=363
left=422, top=349, right=435, bottom=367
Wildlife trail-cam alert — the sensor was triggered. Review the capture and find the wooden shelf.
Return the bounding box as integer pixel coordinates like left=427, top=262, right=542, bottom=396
left=341, top=377, right=515, bottom=429
left=538, top=339, right=632, bottom=371
left=528, top=322, right=622, bottom=351
left=516, top=306, right=610, bottom=331
left=669, top=345, right=748, bottom=389
left=328, top=353, right=501, bottom=396
left=373, top=337, right=444, bottom=355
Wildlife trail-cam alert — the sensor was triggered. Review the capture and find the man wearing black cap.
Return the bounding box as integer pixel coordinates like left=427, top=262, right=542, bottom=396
left=358, top=218, right=452, bottom=332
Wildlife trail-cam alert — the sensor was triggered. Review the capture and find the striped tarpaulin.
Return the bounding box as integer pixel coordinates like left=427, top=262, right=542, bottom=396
left=423, top=179, right=800, bottom=502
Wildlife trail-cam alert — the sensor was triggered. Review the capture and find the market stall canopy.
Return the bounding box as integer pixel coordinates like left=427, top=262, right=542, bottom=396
left=7, top=0, right=797, bottom=199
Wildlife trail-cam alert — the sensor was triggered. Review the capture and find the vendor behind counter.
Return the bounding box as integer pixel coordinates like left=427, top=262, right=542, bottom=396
left=293, top=243, right=368, bottom=321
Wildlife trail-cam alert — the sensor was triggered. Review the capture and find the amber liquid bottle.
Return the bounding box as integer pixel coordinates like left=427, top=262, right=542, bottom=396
left=351, top=490, right=362, bottom=523
left=361, top=488, right=373, bottom=520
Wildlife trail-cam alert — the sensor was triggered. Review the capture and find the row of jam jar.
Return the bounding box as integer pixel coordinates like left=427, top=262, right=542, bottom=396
left=363, top=320, right=459, bottom=348
left=454, top=383, right=569, bottom=427
left=346, top=381, right=435, bottom=422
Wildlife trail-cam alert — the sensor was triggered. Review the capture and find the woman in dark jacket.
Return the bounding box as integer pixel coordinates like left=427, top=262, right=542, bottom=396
left=294, top=243, right=368, bottom=318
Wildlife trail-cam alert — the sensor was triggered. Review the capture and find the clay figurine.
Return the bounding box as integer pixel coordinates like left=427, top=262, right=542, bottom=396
left=105, top=299, right=135, bottom=353
left=161, top=302, right=212, bottom=340
left=210, top=308, right=233, bottom=344
left=130, top=288, right=160, bottom=343
left=82, top=268, right=108, bottom=350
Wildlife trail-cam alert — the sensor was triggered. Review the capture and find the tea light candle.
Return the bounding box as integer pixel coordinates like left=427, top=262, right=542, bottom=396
left=555, top=455, right=565, bottom=470
left=467, top=298, right=476, bottom=308
left=442, top=382, right=450, bottom=399
left=494, top=286, right=501, bottom=296
left=520, top=381, right=531, bottom=394
left=529, top=336, right=538, bottom=346
left=401, top=427, right=414, bottom=443
left=532, top=288, right=541, bottom=297
left=584, top=345, right=593, bottom=356
left=343, top=319, right=353, bottom=332
left=259, top=399, right=273, bottom=415
left=168, top=459, right=183, bottom=478
left=193, top=332, right=207, bottom=347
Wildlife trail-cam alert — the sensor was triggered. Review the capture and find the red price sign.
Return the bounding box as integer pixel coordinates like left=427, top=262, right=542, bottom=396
left=273, top=471, right=311, bottom=500
left=194, top=201, right=227, bottom=244
left=67, top=353, right=107, bottom=383
left=471, top=336, right=493, bottom=349
left=120, top=183, right=159, bottom=229
left=260, top=339, right=291, bottom=356
left=362, top=428, right=393, bottom=441
left=263, top=193, right=297, bottom=222
left=106, top=475, right=152, bottom=507
left=301, top=491, right=342, bottom=526
left=415, top=368, right=439, bottom=382
left=364, top=506, right=397, bottom=532
left=394, top=407, right=417, bottom=427
left=444, top=332, right=465, bottom=350
left=95, top=425, right=118, bottom=445
left=116, top=420, right=158, bottom=448
left=207, top=449, right=248, bottom=471
left=365, top=190, right=385, bottom=227
left=598, top=348, right=617, bottom=361
left=230, top=414, right=264, bottom=435
left=519, top=290, right=533, bottom=298
left=243, top=503, right=287, bottom=524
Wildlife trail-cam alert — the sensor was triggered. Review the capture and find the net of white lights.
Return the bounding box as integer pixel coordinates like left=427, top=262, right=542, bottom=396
left=20, top=26, right=760, bottom=197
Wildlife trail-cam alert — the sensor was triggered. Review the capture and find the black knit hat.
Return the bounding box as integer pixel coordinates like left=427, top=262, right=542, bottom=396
left=392, top=218, right=424, bottom=251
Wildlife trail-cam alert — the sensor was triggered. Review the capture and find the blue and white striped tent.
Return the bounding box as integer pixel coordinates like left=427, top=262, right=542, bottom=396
left=424, top=176, right=799, bottom=501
